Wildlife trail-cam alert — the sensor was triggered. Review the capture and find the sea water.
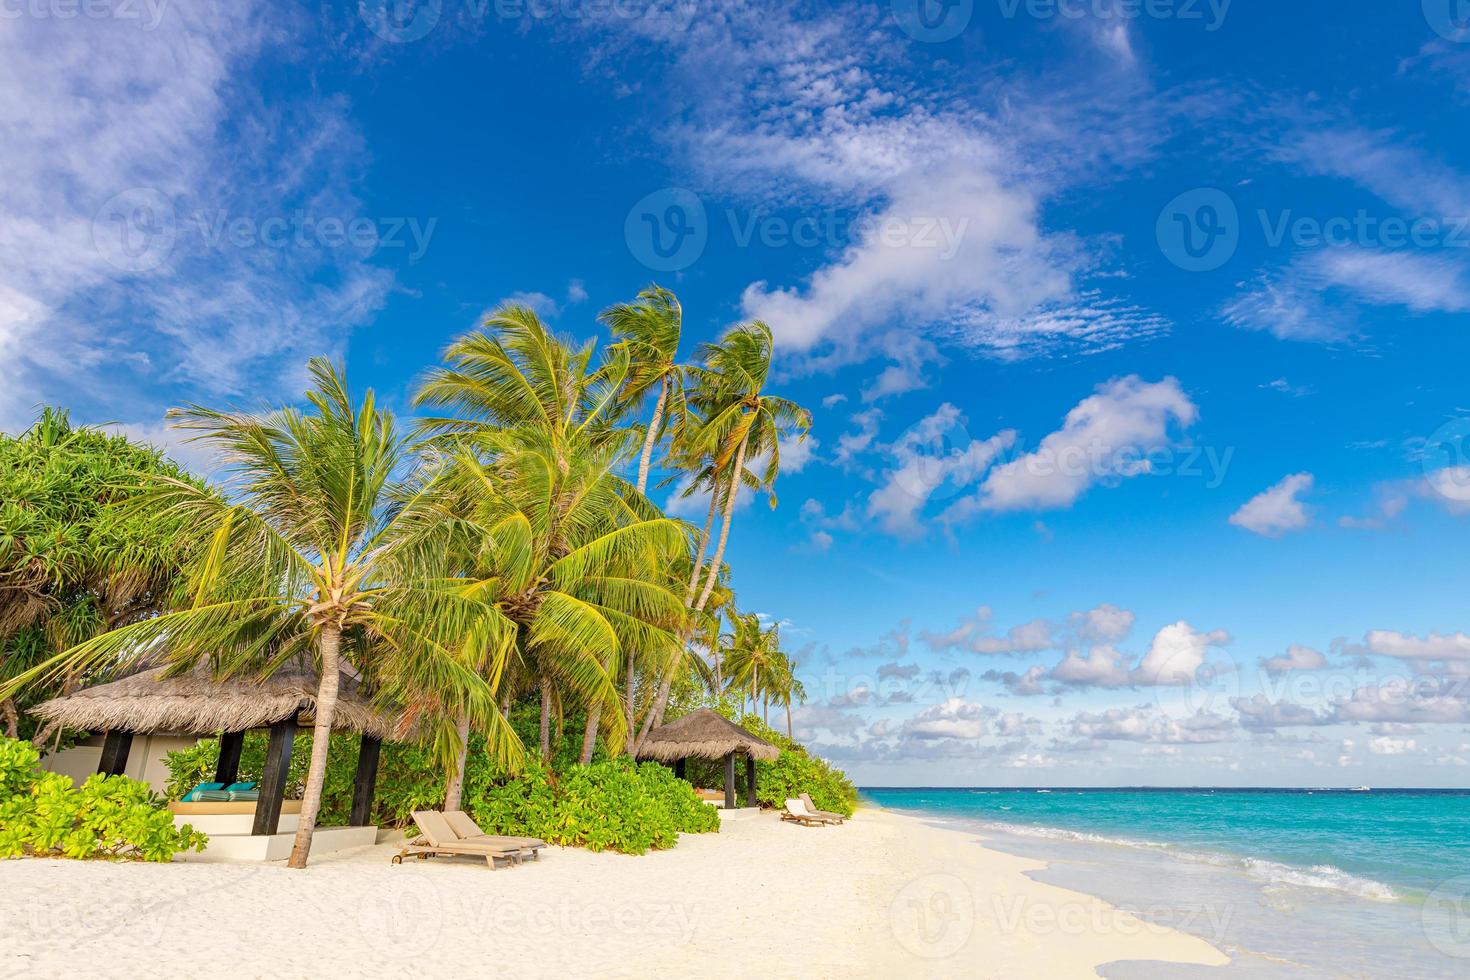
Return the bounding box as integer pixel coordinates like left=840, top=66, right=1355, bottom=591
left=864, top=788, right=1470, bottom=979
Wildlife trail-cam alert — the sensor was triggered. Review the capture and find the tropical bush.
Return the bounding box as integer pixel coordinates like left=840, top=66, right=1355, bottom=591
left=0, top=736, right=206, bottom=862
left=163, top=731, right=720, bottom=853
left=474, top=758, right=719, bottom=854
left=682, top=713, right=858, bottom=817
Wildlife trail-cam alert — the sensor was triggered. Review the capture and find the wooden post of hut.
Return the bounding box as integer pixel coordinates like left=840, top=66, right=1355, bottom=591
left=723, top=752, right=736, bottom=808
left=215, top=730, right=246, bottom=785
left=350, top=734, right=382, bottom=826
left=253, top=711, right=299, bottom=836
left=745, top=752, right=758, bottom=808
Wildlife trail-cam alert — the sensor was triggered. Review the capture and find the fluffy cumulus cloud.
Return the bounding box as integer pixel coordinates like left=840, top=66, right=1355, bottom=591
left=1344, top=630, right=1470, bottom=671
left=1067, top=705, right=1236, bottom=745
left=1231, top=694, right=1330, bottom=732
left=901, top=698, right=996, bottom=741
left=1229, top=473, right=1314, bottom=537
left=959, top=376, right=1198, bottom=516
left=846, top=378, right=1198, bottom=538
left=1050, top=621, right=1232, bottom=690
left=1261, top=644, right=1328, bottom=675
left=865, top=404, right=1016, bottom=537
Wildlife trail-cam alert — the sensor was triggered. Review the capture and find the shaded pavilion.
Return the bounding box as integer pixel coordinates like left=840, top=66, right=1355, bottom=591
left=635, top=708, right=778, bottom=808
left=31, top=663, right=393, bottom=835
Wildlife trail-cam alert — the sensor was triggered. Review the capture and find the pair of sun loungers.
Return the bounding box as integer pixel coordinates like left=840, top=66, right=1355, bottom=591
left=393, top=810, right=547, bottom=869
left=781, top=793, right=846, bottom=827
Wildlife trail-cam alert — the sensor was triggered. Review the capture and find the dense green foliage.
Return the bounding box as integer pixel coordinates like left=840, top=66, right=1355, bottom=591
left=0, top=411, right=205, bottom=740
left=474, top=758, right=719, bottom=854
left=0, top=736, right=206, bottom=862
left=682, top=713, right=858, bottom=817
left=163, top=724, right=720, bottom=854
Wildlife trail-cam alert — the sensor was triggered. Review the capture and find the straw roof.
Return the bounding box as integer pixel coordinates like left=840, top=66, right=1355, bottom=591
left=635, top=708, right=779, bottom=762
left=30, top=663, right=395, bottom=739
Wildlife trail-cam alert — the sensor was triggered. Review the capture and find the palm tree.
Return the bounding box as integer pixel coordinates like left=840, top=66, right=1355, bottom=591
left=600, top=285, right=684, bottom=496
left=600, top=286, right=685, bottom=743
left=414, top=308, right=690, bottom=766
left=3, top=360, right=514, bottom=868
left=633, top=322, right=810, bottom=739
left=687, top=321, right=810, bottom=613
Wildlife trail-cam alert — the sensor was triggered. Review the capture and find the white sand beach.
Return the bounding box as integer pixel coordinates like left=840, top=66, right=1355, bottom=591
left=1, top=807, right=1227, bottom=979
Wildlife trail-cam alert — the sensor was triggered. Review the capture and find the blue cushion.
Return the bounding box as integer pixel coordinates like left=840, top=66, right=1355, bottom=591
left=223, top=782, right=257, bottom=793
left=182, top=782, right=224, bottom=802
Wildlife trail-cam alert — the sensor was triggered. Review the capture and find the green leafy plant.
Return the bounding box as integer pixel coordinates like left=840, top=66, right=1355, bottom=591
left=0, top=736, right=206, bottom=862
left=474, top=758, right=719, bottom=855
left=162, top=725, right=719, bottom=853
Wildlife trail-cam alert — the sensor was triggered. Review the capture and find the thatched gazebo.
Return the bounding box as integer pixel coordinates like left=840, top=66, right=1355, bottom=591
left=32, top=663, right=395, bottom=836
left=635, top=708, right=778, bottom=808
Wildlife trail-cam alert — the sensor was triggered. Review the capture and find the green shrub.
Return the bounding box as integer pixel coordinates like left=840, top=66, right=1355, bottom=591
left=681, top=712, right=858, bottom=817
left=162, top=730, right=720, bottom=854
left=0, top=736, right=206, bottom=862
left=474, top=758, right=719, bottom=854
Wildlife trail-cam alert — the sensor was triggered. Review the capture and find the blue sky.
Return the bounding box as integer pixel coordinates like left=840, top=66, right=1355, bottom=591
left=5, top=1, right=1470, bottom=786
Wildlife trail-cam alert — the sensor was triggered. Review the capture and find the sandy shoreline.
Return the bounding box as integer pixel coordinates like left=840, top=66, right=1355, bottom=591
left=1, top=808, right=1227, bottom=978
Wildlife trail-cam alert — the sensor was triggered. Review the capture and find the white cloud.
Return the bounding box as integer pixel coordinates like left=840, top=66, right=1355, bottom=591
left=0, top=8, right=396, bottom=430
left=1261, top=644, right=1328, bottom=675
left=957, top=376, right=1197, bottom=515
left=1068, top=705, right=1235, bottom=745
left=1229, top=473, right=1314, bottom=537
left=1367, top=736, right=1418, bottom=756
left=866, top=404, right=1015, bottom=537
left=901, top=698, right=995, bottom=741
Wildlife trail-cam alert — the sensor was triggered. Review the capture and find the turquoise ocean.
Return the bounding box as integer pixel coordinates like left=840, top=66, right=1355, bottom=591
left=864, top=788, right=1470, bottom=979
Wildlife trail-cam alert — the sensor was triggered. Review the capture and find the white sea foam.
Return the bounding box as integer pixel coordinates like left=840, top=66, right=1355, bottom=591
left=973, top=820, right=1400, bottom=902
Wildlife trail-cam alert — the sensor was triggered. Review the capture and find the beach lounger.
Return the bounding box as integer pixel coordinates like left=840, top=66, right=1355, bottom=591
left=393, top=810, right=533, bottom=869
left=442, top=810, right=546, bottom=862
left=780, top=798, right=829, bottom=827
left=799, top=793, right=846, bottom=824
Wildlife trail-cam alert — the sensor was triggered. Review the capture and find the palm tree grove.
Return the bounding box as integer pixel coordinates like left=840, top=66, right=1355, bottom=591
left=0, top=290, right=857, bottom=869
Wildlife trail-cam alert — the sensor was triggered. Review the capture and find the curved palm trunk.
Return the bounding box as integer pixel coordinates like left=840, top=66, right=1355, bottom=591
left=786, top=701, right=793, bottom=740
left=686, top=489, right=719, bottom=601
left=539, top=679, right=552, bottom=762
left=288, top=624, right=341, bottom=869
left=443, top=712, right=471, bottom=812
left=695, top=432, right=748, bottom=613
left=2, top=698, right=18, bottom=739
left=636, top=376, right=669, bottom=495
left=630, top=465, right=724, bottom=757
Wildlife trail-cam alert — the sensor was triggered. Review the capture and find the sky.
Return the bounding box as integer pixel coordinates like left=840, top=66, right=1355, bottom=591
left=4, top=0, right=1470, bottom=787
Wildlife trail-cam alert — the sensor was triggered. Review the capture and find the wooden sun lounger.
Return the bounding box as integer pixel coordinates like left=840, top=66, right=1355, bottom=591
left=393, top=810, right=535, bottom=869
left=442, top=810, right=546, bottom=862
left=800, top=793, right=846, bottom=824
left=780, top=798, right=829, bottom=827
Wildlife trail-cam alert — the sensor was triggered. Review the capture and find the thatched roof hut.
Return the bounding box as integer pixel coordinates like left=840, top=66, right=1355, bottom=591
left=636, top=708, right=779, bottom=763
left=31, top=663, right=395, bottom=739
